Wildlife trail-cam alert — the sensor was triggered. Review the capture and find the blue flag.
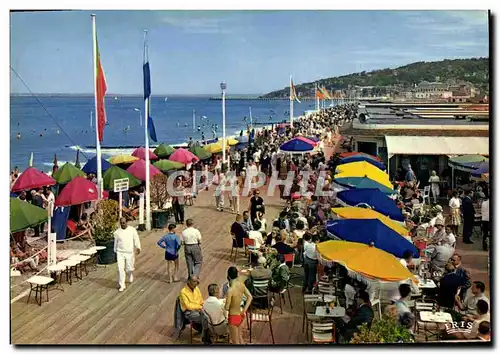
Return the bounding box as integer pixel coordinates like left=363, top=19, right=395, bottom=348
left=143, top=58, right=156, bottom=142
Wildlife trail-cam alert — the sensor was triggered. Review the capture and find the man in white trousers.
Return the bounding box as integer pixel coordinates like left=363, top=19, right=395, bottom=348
left=114, top=217, right=141, bottom=292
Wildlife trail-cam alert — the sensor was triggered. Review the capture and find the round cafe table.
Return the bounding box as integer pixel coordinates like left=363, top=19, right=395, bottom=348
left=92, top=246, right=107, bottom=267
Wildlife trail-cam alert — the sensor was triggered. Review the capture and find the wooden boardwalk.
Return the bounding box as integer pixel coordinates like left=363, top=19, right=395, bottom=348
left=11, top=186, right=308, bottom=345
left=10, top=184, right=489, bottom=344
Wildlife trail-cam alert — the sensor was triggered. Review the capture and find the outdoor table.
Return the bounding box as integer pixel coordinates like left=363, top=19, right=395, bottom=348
left=315, top=306, right=346, bottom=318
left=415, top=276, right=437, bottom=289
left=26, top=275, right=53, bottom=306
left=419, top=311, right=453, bottom=341
left=47, top=263, right=67, bottom=291
left=80, top=248, right=98, bottom=271
left=59, top=259, right=81, bottom=285
left=92, top=246, right=107, bottom=266
left=69, top=255, right=91, bottom=278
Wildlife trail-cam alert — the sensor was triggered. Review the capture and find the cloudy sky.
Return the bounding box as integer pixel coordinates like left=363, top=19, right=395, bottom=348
left=10, top=10, right=489, bottom=94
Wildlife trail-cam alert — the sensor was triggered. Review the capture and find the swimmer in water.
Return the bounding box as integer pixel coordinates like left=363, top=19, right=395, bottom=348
left=184, top=123, right=188, bottom=127
left=177, top=122, right=180, bottom=127
left=16, top=133, right=21, bottom=139
left=39, top=133, right=43, bottom=137
left=56, top=130, right=60, bottom=134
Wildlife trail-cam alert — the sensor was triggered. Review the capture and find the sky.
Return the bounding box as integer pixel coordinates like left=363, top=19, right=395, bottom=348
left=10, top=10, right=489, bottom=95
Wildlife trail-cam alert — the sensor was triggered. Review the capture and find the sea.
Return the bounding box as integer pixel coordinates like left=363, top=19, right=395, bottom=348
left=10, top=95, right=317, bottom=173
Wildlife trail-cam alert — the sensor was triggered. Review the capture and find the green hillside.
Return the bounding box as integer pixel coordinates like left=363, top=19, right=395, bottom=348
left=262, top=57, right=489, bottom=98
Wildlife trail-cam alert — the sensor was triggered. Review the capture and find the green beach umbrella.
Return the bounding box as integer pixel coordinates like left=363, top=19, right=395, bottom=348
left=10, top=198, right=48, bottom=233
left=154, top=143, right=176, bottom=158
left=448, top=155, right=489, bottom=171
left=52, top=162, right=86, bottom=184
left=102, top=165, right=141, bottom=191
left=189, top=145, right=212, bottom=160
left=153, top=159, right=185, bottom=172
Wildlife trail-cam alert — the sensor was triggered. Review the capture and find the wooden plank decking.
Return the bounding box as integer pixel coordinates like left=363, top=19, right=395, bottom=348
left=11, top=186, right=308, bottom=345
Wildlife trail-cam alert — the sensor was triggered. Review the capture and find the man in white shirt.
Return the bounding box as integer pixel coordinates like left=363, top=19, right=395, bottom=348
left=203, top=284, right=228, bottom=336
left=181, top=219, right=203, bottom=277
left=443, top=226, right=457, bottom=249
left=248, top=229, right=264, bottom=249
left=114, top=217, right=141, bottom=292
left=455, top=281, right=490, bottom=317
left=481, top=197, right=490, bottom=251
left=302, top=234, right=318, bottom=293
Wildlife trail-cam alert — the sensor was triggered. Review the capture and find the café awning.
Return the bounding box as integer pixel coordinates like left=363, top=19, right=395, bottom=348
left=385, top=136, right=489, bottom=158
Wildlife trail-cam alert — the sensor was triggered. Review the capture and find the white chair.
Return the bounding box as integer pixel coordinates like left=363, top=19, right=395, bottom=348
left=370, top=285, right=382, bottom=319
left=422, top=186, right=431, bottom=204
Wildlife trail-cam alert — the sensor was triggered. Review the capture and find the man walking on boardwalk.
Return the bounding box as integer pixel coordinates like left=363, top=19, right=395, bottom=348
left=114, top=217, right=141, bottom=292
left=181, top=218, right=203, bottom=277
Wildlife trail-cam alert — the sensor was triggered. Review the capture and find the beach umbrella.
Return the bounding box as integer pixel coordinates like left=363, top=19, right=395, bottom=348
left=10, top=198, right=48, bottom=233
left=52, top=162, right=86, bottom=184
left=153, top=143, right=176, bottom=158
left=82, top=156, right=112, bottom=175
left=339, top=152, right=382, bottom=162
left=189, top=145, right=212, bottom=160
left=205, top=142, right=229, bottom=154
left=448, top=155, right=488, bottom=172
left=334, top=176, right=395, bottom=195
left=102, top=165, right=141, bottom=191
left=55, top=176, right=103, bottom=207
left=326, top=219, right=419, bottom=259
left=339, top=155, right=385, bottom=170
left=109, top=155, right=139, bottom=165
left=471, top=162, right=489, bottom=177
left=280, top=137, right=315, bottom=152
left=336, top=188, right=404, bottom=222
left=295, top=136, right=318, bottom=146
left=316, top=240, right=415, bottom=282
left=331, top=207, right=409, bottom=237
left=132, top=147, right=158, bottom=161
left=334, top=171, right=392, bottom=190
left=153, top=159, right=185, bottom=172
left=11, top=167, right=56, bottom=192
left=217, top=137, right=239, bottom=146
left=126, top=159, right=162, bottom=182
left=52, top=154, right=59, bottom=175
left=169, top=148, right=199, bottom=165
left=336, top=161, right=387, bottom=176
left=307, top=136, right=321, bottom=142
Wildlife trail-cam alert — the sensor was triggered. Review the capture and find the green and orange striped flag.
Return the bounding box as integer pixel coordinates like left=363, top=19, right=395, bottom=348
left=290, top=79, right=301, bottom=103
left=319, top=86, right=332, bottom=100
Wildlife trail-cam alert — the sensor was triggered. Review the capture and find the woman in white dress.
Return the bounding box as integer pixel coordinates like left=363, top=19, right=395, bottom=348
left=428, top=170, right=441, bottom=204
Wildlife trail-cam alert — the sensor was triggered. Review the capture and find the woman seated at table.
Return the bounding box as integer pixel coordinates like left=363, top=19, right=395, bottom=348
left=77, top=213, right=93, bottom=239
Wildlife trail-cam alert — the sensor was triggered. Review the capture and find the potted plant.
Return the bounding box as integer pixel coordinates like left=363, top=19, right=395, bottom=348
left=93, top=199, right=119, bottom=264
left=350, top=318, right=414, bottom=344
left=150, top=173, right=170, bottom=229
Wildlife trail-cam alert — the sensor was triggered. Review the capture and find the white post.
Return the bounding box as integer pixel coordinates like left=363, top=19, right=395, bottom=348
left=140, top=111, right=142, bottom=127
left=249, top=106, right=253, bottom=129
left=316, top=83, right=320, bottom=111
left=119, top=192, right=123, bottom=219
left=90, top=111, right=93, bottom=128
left=193, top=109, right=196, bottom=131
left=91, top=14, right=103, bottom=201
left=144, top=30, right=151, bottom=231
left=221, top=81, right=227, bottom=165
left=289, top=75, right=294, bottom=128
left=139, top=192, right=144, bottom=225
left=47, top=201, right=56, bottom=272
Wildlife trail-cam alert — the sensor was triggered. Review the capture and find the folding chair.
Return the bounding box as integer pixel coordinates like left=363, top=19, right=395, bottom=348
left=370, top=285, right=383, bottom=320
left=248, top=297, right=276, bottom=344
left=203, top=310, right=229, bottom=343
left=302, top=294, right=324, bottom=333
left=422, top=186, right=431, bottom=205
left=243, top=238, right=258, bottom=266
left=414, top=299, right=439, bottom=341
left=66, top=220, right=91, bottom=241
left=230, top=236, right=241, bottom=263
left=252, top=279, right=270, bottom=308
left=310, top=321, right=336, bottom=344
left=284, top=253, right=301, bottom=283
left=270, top=276, right=293, bottom=314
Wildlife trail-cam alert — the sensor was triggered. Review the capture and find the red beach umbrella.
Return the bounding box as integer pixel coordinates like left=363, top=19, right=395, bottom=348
left=11, top=167, right=56, bottom=193
left=296, top=136, right=318, bottom=146
left=126, top=159, right=162, bottom=182
left=169, top=148, right=199, bottom=165
left=131, top=147, right=158, bottom=161
left=339, top=151, right=382, bottom=162
left=55, top=176, right=107, bottom=207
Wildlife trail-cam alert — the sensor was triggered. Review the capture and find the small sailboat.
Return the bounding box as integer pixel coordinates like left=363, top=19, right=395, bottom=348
left=164, top=96, right=168, bottom=102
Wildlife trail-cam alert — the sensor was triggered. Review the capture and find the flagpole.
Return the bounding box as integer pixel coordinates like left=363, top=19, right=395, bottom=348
left=144, top=30, right=151, bottom=231
left=91, top=14, right=103, bottom=201
left=192, top=109, right=195, bottom=132
left=289, top=75, right=293, bottom=128
left=315, top=83, right=320, bottom=111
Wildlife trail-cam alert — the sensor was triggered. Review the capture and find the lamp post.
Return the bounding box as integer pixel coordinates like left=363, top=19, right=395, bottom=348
left=134, top=108, right=142, bottom=126
left=220, top=81, right=227, bottom=166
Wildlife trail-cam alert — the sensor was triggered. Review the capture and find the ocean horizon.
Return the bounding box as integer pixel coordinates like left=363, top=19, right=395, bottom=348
left=10, top=95, right=318, bottom=173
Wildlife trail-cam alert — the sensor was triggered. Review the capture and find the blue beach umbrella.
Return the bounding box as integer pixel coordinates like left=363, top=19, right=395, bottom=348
left=336, top=188, right=404, bottom=222
left=335, top=176, right=395, bottom=195
left=339, top=155, right=385, bottom=170
left=326, top=219, right=419, bottom=259
left=82, top=156, right=112, bottom=175
left=471, top=162, right=489, bottom=177
left=280, top=138, right=315, bottom=152
left=236, top=135, right=249, bottom=144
